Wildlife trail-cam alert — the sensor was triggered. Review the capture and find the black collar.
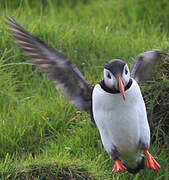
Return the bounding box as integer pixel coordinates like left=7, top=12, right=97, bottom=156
left=99, top=78, right=133, bottom=94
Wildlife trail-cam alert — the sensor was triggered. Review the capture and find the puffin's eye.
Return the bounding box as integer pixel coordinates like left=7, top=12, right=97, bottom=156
left=107, top=73, right=111, bottom=79
left=125, top=69, right=128, bottom=75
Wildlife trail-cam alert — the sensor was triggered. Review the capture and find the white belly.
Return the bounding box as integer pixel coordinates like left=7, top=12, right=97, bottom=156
left=92, top=79, right=149, bottom=167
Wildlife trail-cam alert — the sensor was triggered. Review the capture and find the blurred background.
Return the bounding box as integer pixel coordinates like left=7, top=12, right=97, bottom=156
left=0, top=0, right=168, bottom=179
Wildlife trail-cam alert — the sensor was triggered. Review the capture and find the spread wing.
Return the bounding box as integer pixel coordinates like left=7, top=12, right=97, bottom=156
left=130, top=50, right=163, bottom=82
left=7, top=17, right=93, bottom=112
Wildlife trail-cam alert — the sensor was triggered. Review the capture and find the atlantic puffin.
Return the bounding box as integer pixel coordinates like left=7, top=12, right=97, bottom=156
left=7, top=17, right=161, bottom=173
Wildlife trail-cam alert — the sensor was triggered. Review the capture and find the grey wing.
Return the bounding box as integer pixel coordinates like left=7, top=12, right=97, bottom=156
left=130, top=50, right=163, bottom=82
left=7, top=17, right=93, bottom=112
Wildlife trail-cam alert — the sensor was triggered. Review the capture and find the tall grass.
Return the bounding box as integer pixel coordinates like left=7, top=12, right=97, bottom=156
left=0, top=0, right=168, bottom=179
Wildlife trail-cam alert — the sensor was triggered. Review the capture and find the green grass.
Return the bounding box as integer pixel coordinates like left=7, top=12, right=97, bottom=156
left=0, top=0, right=169, bottom=179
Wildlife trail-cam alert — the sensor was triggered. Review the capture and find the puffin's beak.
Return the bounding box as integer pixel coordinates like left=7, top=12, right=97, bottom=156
left=117, top=76, right=125, bottom=100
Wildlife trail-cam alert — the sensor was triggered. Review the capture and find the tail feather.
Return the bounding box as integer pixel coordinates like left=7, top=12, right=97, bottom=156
left=126, top=157, right=144, bottom=174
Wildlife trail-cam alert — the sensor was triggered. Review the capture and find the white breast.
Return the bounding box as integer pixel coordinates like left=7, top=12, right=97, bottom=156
left=92, top=79, right=150, bottom=167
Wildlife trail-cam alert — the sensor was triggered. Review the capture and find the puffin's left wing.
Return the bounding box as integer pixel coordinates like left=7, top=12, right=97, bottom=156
left=7, top=17, right=93, bottom=112
left=130, top=50, right=163, bottom=82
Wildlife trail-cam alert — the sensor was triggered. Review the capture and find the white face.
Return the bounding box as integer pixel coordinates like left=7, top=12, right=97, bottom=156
left=103, top=64, right=130, bottom=89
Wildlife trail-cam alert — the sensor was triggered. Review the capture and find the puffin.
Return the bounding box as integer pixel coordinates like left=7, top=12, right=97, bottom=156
left=7, top=17, right=161, bottom=173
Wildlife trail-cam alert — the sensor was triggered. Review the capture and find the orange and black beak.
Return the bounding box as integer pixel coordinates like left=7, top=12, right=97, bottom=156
left=117, top=75, right=125, bottom=100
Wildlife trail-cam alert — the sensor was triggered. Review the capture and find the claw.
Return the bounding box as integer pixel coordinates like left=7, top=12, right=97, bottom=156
left=144, top=149, right=160, bottom=170
left=112, top=159, right=127, bottom=173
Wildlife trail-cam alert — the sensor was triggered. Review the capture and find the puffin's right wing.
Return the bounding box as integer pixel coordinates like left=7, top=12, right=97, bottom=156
left=7, top=17, right=93, bottom=112
left=130, top=50, right=163, bottom=82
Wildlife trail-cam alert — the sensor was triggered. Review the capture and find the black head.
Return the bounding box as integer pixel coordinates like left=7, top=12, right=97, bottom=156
left=104, top=59, right=126, bottom=77
left=103, top=59, right=131, bottom=100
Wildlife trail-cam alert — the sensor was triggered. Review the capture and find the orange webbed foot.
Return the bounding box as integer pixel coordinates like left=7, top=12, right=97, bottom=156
left=112, top=159, right=127, bottom=173
left=144, top=149, right=160, bottom=170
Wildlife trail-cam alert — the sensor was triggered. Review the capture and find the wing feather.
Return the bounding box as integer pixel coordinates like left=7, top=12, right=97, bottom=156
left=131, top=50, right=163, bottom=82
left=7, top=17, right=93, bottom=112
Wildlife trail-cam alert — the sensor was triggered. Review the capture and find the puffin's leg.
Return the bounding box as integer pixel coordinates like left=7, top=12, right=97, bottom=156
left=112, top=159, right=127, bottom=173
left=144, top=149, right=160, bottom=170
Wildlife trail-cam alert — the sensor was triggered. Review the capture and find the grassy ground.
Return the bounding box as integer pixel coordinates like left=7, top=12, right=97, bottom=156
left=0, top=0, right=169, bottom=179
